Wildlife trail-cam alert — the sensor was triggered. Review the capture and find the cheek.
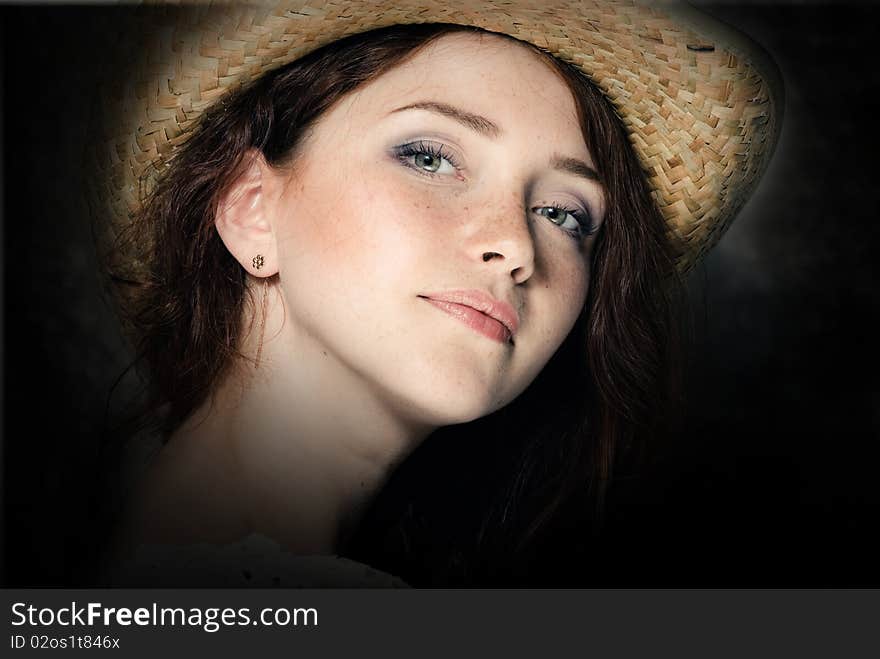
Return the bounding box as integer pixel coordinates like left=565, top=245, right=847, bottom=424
left=523, top=261, right=588, bottom=379
left=276, top=173, right=371, bottom=261
left=558, top=259, right=590, bottom=323
left=498, top=251, right=589, bottom=402
left=275, top=167, right=451, bottom=294
left=534, top=242, right=590, bottom=338
left=336, top=172, right=458, bottom=278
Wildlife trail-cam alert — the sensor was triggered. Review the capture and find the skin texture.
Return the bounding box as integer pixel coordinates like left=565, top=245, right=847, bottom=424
left=125, top=33, right=606, bottom=555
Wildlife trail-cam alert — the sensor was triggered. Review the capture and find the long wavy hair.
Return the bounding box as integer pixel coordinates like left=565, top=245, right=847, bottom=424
left=105, top=22, right=684, bottom=585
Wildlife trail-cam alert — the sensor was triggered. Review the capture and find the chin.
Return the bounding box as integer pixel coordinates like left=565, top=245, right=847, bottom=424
left=392, top=368, right=514, bottom=428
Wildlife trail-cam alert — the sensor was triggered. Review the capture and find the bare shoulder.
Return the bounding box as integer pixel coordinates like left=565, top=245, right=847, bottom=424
left=118, top=431, right=247, bottom=553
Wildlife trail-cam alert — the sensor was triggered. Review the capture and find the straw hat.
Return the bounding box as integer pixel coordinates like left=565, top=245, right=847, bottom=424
left=89, top=0, right=783, bottom=273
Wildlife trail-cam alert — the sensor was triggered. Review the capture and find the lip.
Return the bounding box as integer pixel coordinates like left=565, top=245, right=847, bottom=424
left=420, top=289, right=519, bottom=345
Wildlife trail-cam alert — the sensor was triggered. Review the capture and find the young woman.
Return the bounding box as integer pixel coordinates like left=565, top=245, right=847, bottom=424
left=92, top=1, right=782, bottom=586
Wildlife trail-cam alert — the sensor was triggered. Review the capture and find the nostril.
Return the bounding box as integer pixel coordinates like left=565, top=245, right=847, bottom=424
left=482, top=252, right=502, bottom=262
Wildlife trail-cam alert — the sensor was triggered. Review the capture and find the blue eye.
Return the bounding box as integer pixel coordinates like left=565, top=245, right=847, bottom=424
left=534, top=204, right=596, bottom=239
left=394, top=141, right=460, bottom=176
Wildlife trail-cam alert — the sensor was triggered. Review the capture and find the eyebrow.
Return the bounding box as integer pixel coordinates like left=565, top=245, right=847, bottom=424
left=390, top=100, right=603, bottom=185
left=550, top=155, right=602, bottom=183
left=389, top=101, right=502, bottom=139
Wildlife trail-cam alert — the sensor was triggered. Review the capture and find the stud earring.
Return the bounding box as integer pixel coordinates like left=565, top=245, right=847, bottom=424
left=252, top=254, right=264, bottom=270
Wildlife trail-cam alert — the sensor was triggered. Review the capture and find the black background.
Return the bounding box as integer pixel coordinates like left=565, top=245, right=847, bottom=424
left=3, top=2, right=879, bottom=586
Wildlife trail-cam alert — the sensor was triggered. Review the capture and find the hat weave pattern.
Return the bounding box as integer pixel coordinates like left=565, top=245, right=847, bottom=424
left=89, top=0, right=782, bottom=273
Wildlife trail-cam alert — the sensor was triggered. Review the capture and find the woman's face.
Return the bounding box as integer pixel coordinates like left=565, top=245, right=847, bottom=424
left=264, top=32, right=605, bottom=428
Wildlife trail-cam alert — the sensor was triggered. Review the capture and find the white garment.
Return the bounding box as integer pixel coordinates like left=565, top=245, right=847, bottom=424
left=109, top=533, right=409, bottom=588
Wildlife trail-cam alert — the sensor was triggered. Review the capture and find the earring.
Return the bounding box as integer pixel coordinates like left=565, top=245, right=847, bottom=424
left=252, top=254, right=264, bottom=270
left=255, top=277, right=270, bottom=369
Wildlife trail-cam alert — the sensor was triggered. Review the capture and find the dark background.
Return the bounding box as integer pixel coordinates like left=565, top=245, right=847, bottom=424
left=3, top=2, right=879, bottom=586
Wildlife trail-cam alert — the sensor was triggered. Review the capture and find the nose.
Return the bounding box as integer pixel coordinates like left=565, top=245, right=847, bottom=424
left=467, top=196, right=536, bottom=285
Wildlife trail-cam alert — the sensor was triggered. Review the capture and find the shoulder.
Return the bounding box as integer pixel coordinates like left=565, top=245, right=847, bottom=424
left=119, top=426, right=250, bottom=549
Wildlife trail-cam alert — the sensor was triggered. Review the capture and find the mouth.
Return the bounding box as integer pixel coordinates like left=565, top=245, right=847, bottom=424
left=419, top=290, right=518, bottom=346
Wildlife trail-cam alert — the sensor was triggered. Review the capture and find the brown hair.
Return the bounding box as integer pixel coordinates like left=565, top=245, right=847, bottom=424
left=106, top=23, right=683, bottom=580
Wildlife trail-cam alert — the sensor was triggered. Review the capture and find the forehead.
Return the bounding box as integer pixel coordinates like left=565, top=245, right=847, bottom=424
left=387, top=31, right=568, bottom=95
left=338, top=31, right=587, bottom=153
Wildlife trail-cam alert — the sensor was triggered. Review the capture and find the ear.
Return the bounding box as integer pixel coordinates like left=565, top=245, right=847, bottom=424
left=214, top=149, right=279, bottom=277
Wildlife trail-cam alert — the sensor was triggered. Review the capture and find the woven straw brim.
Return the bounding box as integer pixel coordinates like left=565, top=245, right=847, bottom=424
left=88, top=0, right=782, bottom=273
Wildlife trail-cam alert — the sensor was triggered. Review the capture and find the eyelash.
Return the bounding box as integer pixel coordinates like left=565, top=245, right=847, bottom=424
left=537, top=202, right=598, bottom=240
left=393, top=141, right=598, bottom=241
left=393, top=140, right=462, bottom=177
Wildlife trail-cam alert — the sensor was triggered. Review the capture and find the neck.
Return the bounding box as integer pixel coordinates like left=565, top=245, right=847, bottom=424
left=126, top=283, right=434, bottom=555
